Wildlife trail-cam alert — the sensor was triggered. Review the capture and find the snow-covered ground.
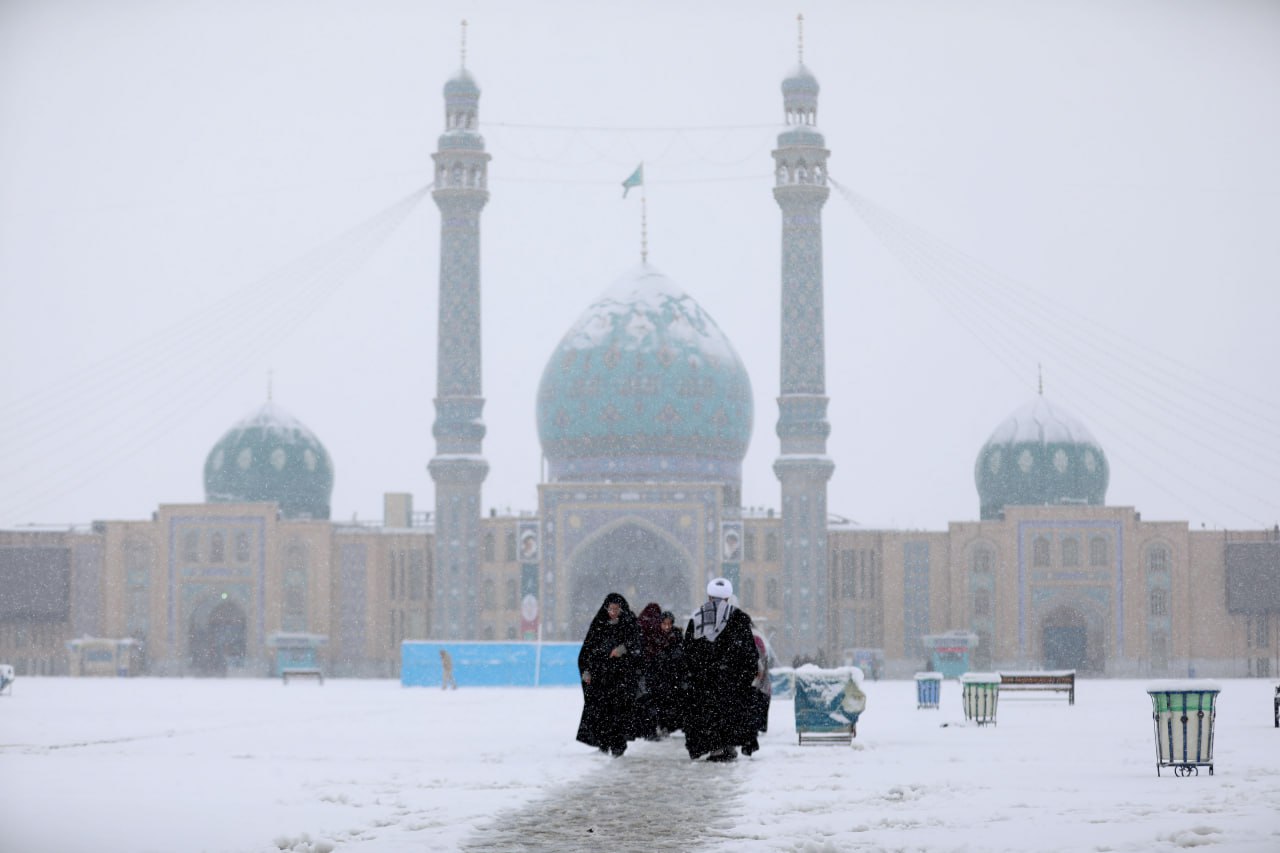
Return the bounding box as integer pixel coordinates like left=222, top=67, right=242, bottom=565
left=3, top=677, right=1278, bottom=852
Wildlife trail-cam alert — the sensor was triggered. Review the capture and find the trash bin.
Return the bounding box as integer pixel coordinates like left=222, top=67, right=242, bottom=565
left=1147, top=681, right=1220, bottom=776
left=915, top=672, right=942, bottom=709
left=960, top=672, right=1000, bottom=726
left=793, top=665, right=866, bottom=745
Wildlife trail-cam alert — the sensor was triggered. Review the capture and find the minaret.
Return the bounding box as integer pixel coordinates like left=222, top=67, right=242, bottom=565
left=772, top=15, right=834, bottom=662
left=429, top=22, right=490, bottom=639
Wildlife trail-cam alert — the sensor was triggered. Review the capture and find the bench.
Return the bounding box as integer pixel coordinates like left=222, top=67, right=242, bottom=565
left=281, top=668, right=324, bottom=685
left=998, top=670, right=1074, bottom=705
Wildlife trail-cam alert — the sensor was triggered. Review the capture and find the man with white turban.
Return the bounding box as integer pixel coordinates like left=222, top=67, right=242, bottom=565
left=682, top=577, right=761, bottom=761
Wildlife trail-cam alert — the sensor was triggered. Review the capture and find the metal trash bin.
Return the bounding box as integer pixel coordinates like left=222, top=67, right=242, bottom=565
left=960, top=672, right=1000, bottom=726
left=915, top=672, right=942, bottom=709
left=793, top=666, right=866, bottom=745
left=1147, top=681, right=1220, bottom=776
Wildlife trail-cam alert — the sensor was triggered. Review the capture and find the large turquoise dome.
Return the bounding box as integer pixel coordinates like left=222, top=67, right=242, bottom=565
left=536, top=264, right=753, bottom=484
left=204, top=402, right=334, bottom=519
left=975, top=396, right=1109, bottom=520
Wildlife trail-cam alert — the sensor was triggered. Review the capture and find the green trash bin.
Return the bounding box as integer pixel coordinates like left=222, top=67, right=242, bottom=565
left=960, top=672, right=1000, bottom=726
left=1147, top=681, right=1220, bottom=777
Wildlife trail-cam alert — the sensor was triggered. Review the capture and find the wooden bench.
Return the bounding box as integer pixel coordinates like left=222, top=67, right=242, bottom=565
left=998, top=670, right=1074, bottom=705
left=281, top=668, right=324, bottom=685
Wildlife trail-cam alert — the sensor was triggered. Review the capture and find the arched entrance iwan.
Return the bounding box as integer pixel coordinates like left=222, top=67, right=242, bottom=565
left=567, top=520, right=694, bottom=634
left=188, top=596, right=247, bottom=676
left=1039, top=600, right=1106, bottom=675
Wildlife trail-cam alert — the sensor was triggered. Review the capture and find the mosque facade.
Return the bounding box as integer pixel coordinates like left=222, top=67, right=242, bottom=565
left=1, top=56, right=1276, bottom=681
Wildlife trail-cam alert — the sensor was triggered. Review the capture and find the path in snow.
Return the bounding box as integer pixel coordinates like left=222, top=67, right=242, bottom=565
left=461, top=735, right=746, bottom=852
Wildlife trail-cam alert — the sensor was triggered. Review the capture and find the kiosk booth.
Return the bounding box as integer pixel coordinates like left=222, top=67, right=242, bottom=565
left=922, top=630, right=979, bottom=678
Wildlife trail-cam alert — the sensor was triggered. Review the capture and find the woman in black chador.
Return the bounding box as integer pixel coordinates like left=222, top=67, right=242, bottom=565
left=682, top=577, right=760, bottom=761
left=576, top=592, right=643, bottom=757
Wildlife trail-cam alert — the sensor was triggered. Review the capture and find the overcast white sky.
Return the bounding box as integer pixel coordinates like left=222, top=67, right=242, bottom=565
left=1, top=0, right=1277, bottom=532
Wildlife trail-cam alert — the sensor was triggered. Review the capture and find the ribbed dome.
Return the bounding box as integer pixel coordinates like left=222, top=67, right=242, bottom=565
left=975, top=396, right=1109, bottom=520
left=536, top=264, right=753, bottom=484
left=204, top=402, right=334, bottom=520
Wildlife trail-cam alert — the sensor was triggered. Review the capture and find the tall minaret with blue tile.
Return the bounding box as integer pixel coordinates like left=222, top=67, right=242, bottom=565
left=429, top=31, right=490, bottom=639
left=772, top=23, right=834, bottom=662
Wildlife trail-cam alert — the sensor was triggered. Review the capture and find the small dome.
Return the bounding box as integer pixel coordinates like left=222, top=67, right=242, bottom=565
left=536, top=264, right=753, bottom=484
left=444, top=69, right=480, bottom=99
left=782, top=64, right=820, bottom=96
left=204, top=402, right=334, bottom=519
left=975, top=396, right=1109, bottom=520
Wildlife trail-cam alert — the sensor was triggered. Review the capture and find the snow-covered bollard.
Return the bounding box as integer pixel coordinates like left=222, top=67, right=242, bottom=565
left=1147, top=681, right=1220, bottom=777
left=915, top=672, right=942, bottom=709
left=793, top=665, right=866, bottom=745
left=960, top=672, right=1000, bottom=726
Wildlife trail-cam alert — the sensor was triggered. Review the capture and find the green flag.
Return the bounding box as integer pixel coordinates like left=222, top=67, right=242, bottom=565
left=622, top=163, right=644, bottom=198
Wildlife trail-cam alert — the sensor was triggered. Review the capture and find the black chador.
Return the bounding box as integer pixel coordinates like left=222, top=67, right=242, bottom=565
left=575, top=592, right=643, bottom=757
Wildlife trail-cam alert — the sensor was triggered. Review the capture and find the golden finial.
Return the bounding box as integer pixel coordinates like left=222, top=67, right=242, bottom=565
left=460, top=19, right=468, bottom=70
left=797, top=13, right=805, bottom=66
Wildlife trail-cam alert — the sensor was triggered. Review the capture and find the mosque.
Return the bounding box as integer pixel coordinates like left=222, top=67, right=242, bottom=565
left=1, top=51, right=1276, bottom=682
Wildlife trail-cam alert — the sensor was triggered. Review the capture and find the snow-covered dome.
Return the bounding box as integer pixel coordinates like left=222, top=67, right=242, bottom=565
left=443, top=68, right=480, bottom=100
left=781, top=64, right=820, bottom=98
left=204, top=402, right=334, bottom=520
left=536, top=264, right=753, bottom=484
left=975, top=396, right=1109, bottom=520
left=780, top=64, right=820, bottom=130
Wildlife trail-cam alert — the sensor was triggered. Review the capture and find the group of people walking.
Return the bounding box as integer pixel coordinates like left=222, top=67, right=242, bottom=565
left=575, top=578, right=771, bottom=762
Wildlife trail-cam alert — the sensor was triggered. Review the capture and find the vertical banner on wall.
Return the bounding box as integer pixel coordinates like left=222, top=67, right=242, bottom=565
left=721, top=520, right=743, bottom=591
left=518, top=521, right=541, bottom=640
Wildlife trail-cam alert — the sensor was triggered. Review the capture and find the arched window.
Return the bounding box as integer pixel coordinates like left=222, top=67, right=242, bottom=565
left=483, top=532, right=495, bottom=563
left=972, top=547, right=994, bottom=573
left=973, top=588, right=992, bottom=618
left=1061, top=538, right=1080, bottom=568
left=1089, top=536, right=1109, bottom=567
left=482, top=579, right=496, bottom=611
left=1150, top=588, right=1168, bottom=617
left=505, top=579, right=518, bottom=611
left=766, top=578, right=780, bottom=608
left=234, top=531, right=251, bottom=562
left=1150, top=632, right=1169, bottom=671
left=182, top=531, right=200, bottom=563
left=1147, top=546, right=1170, bottom=573
left=765, top=533, right=780, bottom=562
left=1032, top=537, right=1051, bottom=568
left=209, top=532, right=225, bottom=563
